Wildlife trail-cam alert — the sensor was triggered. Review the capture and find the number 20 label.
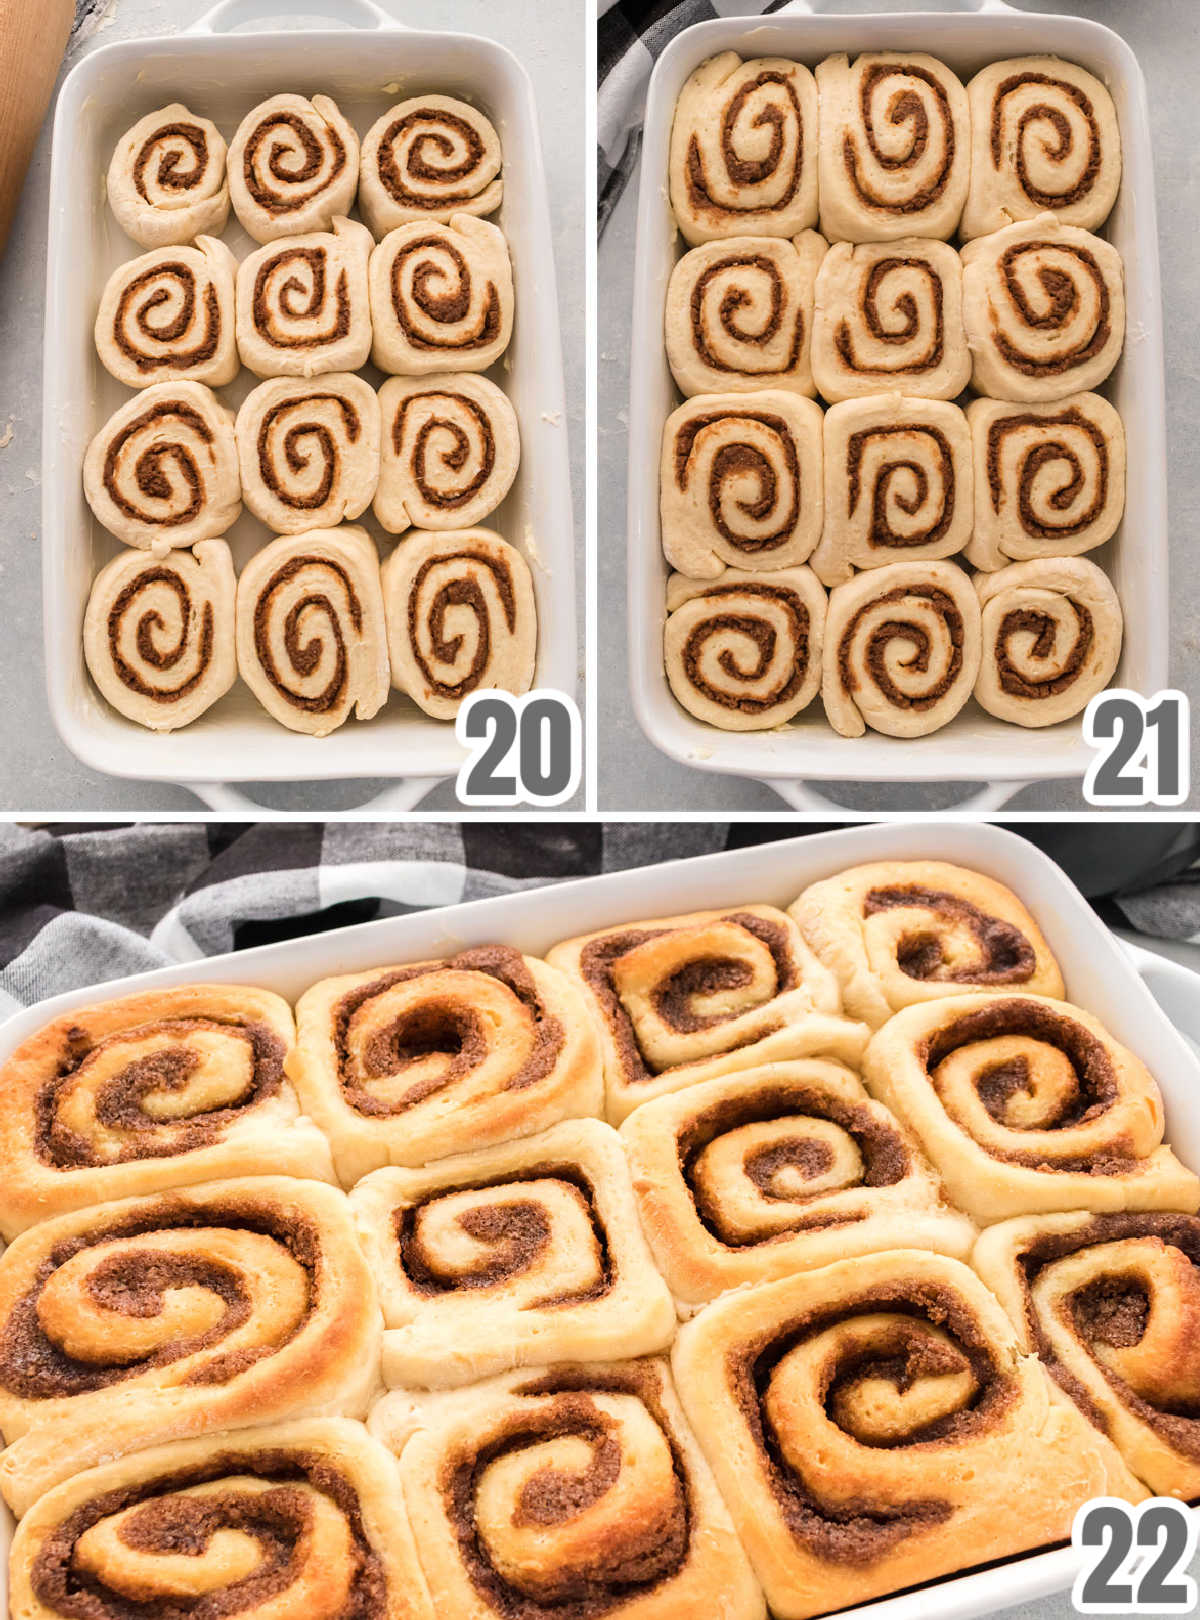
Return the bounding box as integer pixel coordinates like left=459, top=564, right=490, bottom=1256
left=1073, top=1498, right=1197, bottom=1614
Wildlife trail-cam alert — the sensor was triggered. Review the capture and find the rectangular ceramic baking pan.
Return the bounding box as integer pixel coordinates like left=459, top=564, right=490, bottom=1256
left=627, top=0, right=1168, bottom=810
left=41, top=0, right=575, bottom=804
left=0, top=821, right=1196, bottom=1617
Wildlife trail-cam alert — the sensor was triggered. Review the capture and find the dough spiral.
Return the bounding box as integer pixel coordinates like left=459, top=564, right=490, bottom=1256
left=376, top=372, right=519, bottom=533
left=236, top=216, right=374, bottom=379
left=106, top=103, right=229, bottom=248
left=95, top=235, right=238, bottom=389
left=369, top=213, right=515, bottom=375
left=235, top=372, right=380, bottom=532
left=228, top=93, right=359, bottom=244
left=360, top=95, right=503, bottom=236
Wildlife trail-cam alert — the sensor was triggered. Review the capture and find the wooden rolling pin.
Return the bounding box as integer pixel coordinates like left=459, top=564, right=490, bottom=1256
left=0, top=0, right=76, bottom=259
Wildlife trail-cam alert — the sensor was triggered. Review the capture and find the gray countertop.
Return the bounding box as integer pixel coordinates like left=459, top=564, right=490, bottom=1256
left=0, top=0, right=584, bottom=813
left=598, top=0, right=1200, bottom=812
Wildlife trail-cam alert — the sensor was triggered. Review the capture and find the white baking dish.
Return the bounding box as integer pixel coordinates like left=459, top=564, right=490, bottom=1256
left=626, top=0, right=1168, bottom=812
left=41, top=0, right=575, bottom=809
left=0, top=820, right=1196, bottom=1616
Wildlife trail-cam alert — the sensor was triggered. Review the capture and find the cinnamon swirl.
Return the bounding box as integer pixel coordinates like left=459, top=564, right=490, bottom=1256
left=672, top=1250, right=1145, bottom=1619
left=370, top=1359, right=767, bottom=1620
left=665, top=230, right=826, bottom=398
left=235, top=526, right=390, bottom=735
left=660, top=391, right=823, bottom=577
left=369, top=213, right=514, bottom=375
left=106, top=103, right=229, bottom=249
left=668, top=52, right=818, bottom=246
left=962, top=57, right=1122, bottom=240
left=382, top=528, right=536, bottom=720
left=966, top=392, right=1126, bottom=570
left=663, top=566, right=825, bottom=731
left=789, top=860, right=1065, bottom=1029
left=82, top=381, right=241, bottom=550
left=816, top=52, right=970, bottom=243
left=863, top=992, right=1200, bottom=1223
left=360, top=95, right=503, bottom=237
left=961, top=214, right=1125, bottom=401
left=228, top=93, right=359, bottom=244
left=821, top=559, right=981, bottom=738
left=83, top=539, right=237, bottom=731
left=810, top=394, right=972, bottom=586
left=976, top=557, right=1123, bottom=726
left=350, top=1119, right=675, bottom=1387
left=236, top=216, right=373, bottom=379
left=811, top=237, right=970, bottom=402
left=375, top=373, right=519, bottom=533
left=289, top=947, right=603, bottom=1185
left=0, top=1176, right=381, bottom=1517
left=95, top=235, right=238, bottom=389
left=236, top=373, right=380, bottom=533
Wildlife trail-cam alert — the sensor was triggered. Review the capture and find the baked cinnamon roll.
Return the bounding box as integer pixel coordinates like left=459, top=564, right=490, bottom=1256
left=863, top=992, right=1200, bottom=1223
left=816, top=52, right=970, bottom=243
left=672, top=1250, right=1145, bottom=1620
left=375, top=373, right=519, bottom=533
left=369, top=213, right=514, bottom=375
left=668, top=52, right=818, bottom=246
left=236, top=216, right=374, bottom=379
left=106, top=103, right=229, bottom=248
left=228, top=92, right=359, bottom=244
left=236, top=372, right=380, bottom=532
left=95, top=235, right=238, bottom=389
left=360, top=95, right=503, bottom=237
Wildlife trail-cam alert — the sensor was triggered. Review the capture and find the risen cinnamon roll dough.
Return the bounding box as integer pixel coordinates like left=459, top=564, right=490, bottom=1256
left=376, top=373, right=519, bottom=533
left=668, top=53, right=818, bottom=245
left=236, top=216, right=373, bottom=379
left=228, top=93, right=359, bottom=244
left=95, top=235, right=238, bottom=389
left=106, top=103, right=229, bottom=248
left=360, top=95, right=503, bottom=236
left=369, top=214, right=514, bottom=375
left=236, top=372, right=380, bottom=532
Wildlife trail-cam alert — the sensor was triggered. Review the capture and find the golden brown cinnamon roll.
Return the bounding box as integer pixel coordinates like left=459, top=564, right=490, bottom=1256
left=106, top=103, right=229, bottom=249
left=668, top=52, right=818, bottom=246
left=8, top=1419, right=435, bottom=1620
left=961, top=215, right=1125, bottom=401
left=974, top=1210, right=1200, bottom=1497
left=545, top=906, right=863, bottom=1124
left=0, top=1177, right=381, bottom=1516
left=790, top=860, right=1065, bottom=1028
left=369, top=214, right=514, bottom=375
left=863, top=992, right=1200, bottom=1223
left=370, top=1359, right=767, bottom=1620
left=816, top=52, right=970, bottom=242
left=95, top=236, right=238, bottom=389
left=289, top=948, right=603, bottom=1186
left=663, top=567, right=825, bottom=731
left=672, top=1251, right=1145, bottom=1619
left=236, top=216, right=374, bottom=379
left=962, top=57, right=1122, bottom=240
left=351, top=1119, right=675, bottom=1387
left=235, top=373, right=380, bottom=533
left=228, top=93, right=359, bottom=244
left=665, top=230, right=826, bottom=398
left=375, top=373, right=519, bottom=534
left=360, top=95, right=503, bottom=237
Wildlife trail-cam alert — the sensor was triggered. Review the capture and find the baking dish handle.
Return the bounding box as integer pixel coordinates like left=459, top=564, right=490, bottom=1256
left=780, top=0, right=1015, bottom=11
left=1117, top=938, right=1200, bottom=1049
left=189, top=0, right=398, bottom=34
left=765, top=778, right=1034, bottom=813
left=185, top=778, right=440, bottom=813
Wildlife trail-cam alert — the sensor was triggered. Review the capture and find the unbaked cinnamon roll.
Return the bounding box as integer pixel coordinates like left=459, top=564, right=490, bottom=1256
left=821, top=559, right=981, bottom=738
left=235, top=372, right=380, bottom=532
left=621, top=1058, right=974, bottom=1307
left=375, top=373, right=519, bottom=533
left=668, top=52, right=818, bottom=246
left=811, top=237, right=970, bottom=402
left=545, top=906, right=864, bottom=1124
left=228, top=92, right=359, bottom=244
left=106, top=103, right=229, bottom=249
left=660, top=391, right=823, bottom=577
left=0, top=1177, right=380, bottom=1516
left=82, top=380, right=241, bottom=549
left=369, top=213, right=514, bottom=375
left=371, top=1359, right=766, bottom=1620
left=816, top=52, right=970, bottom=243
left=810, top=394, right=972, bottom=586
left=351, top=1119, right=675, bottom=1387
left=665, top=230, right=826, bottom=398
left=382, top=528, right=536, bottom=719
left=8, top=1418, right=435, bottom=1620
left=663, top=567, right=825, bottom=731
left=672, top=1250, right=1145, bottom=1620
left=974, top=1210, right=1200, bottom=1497
left=863, top=992, right=1200, bottom=1224
left=83, top=539, right=237, bottom=731
left=235, top=525, right=390, bottom=735
left=95, top=235, right=238, bottom=389
left=975, top=557, right=1122, bottom=726
left=961, top=215, right=1125, bottom=401
left=966, top=392, right=1126, bottom=570
left=289, top=947, right=603, bottom=1185
left=790, top=860, right=1066, bottom=1029
left=360, top=95, right=503, bottom=237
left=962, top=57, right=1122, bottom=240
left=236, top=216, right=373, bottom=379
